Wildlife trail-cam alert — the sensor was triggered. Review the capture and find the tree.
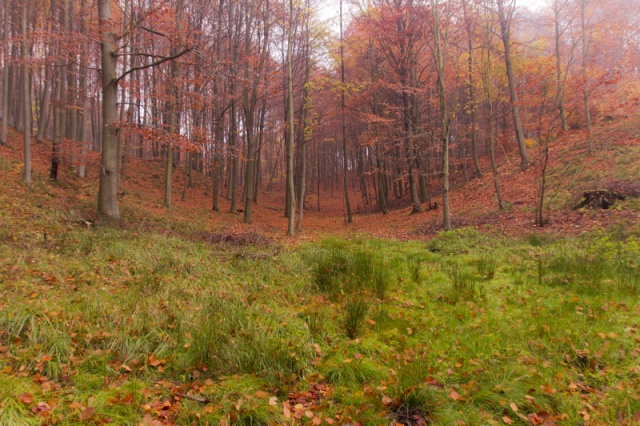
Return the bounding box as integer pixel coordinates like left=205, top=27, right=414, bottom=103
left=286, top=0, right=296, bottom=235
left=1, top=0, right=10, bottom=147
left=496, top=0, right=529, bottom=168
left=430, top=0, right=452, bottom=230
left=21, top=0, right=31, bottom=185
left=96, top=0, right=190, bottom=219
left=462, top=0, right=482, bottom=178
left=339, top=0, right=353, bottom=224
left=580, top=0, right=593, bottom=155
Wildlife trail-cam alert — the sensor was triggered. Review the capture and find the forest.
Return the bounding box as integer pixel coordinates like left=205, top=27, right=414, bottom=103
left=1, top=0, right=640, bottom=424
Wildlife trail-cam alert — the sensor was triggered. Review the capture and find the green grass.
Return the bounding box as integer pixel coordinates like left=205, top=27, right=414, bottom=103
left=1, top=199, right=640, bottom=425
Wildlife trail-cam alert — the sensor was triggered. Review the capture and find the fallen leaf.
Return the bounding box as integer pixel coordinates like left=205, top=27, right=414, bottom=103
left=449, top=390, right=460, bottom=401
left=510, top=402, right=518, bottom=412
left=502, top=415, right=513, bottom=424
left=19, top=393, right=33, bottom=405
left=382, top=396, right=392, bottom=405
left=255, top=391, right=268, bottom=399
left=269, top=397, right=277, bottom=406
left=80, top=407, right=95, bottom=421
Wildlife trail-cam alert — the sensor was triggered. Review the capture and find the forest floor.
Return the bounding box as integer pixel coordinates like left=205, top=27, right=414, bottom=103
left=0, top=114, right=639, bottom=425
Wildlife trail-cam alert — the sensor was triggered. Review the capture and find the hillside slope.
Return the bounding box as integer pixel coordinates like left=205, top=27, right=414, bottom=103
left=1, top=114, right=638, bottom=242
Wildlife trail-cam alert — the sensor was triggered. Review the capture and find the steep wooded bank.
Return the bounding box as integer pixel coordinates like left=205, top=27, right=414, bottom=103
left=0, top=109, right=638, bottom=241
left=1, top=0, right=639, bottom=234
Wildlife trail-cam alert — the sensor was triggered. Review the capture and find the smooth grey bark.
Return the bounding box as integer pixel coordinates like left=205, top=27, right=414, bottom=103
left=462, top=0, right=482, bottom=177
left=77, top=0, right=89, bottom=178
left=296, top=0, right=310, bottom=231
left=242, top=0, right=256, bottom=223
left=496, top=0, right=529, bottom=169
left=51, top=0, right=68, bottom=181
left=1, top=0, right=9, bottom=146
left=97, top=0, right=120, bottom=218
left=164, top=0, right=184, bottom=209
left=21, top=0, right=31, bottom=184
left=286, top=0, right=296, bottom=235
left=581, top=0, right=593, bottom=155
left=340, top=0, right=352, bottom=224
left=431, top=0, right=451, bottom=230
left=553, top=0, right=568, bottom=132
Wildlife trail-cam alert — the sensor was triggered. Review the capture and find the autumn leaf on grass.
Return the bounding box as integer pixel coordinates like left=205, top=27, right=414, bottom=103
left=32, top=402, right=51, bottom=414
left=502, top=415, right=513, bottom=424
left=449, top=390, right=461, bottom=401
left=19, top=393, right=34, bottom=405
left=381, top=396, right=393, bottom=405
left=80, top=407, right=95, bottom=421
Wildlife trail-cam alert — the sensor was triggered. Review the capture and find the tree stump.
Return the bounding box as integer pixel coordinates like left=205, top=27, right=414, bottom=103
left=573, top=190, right=625, bottom=210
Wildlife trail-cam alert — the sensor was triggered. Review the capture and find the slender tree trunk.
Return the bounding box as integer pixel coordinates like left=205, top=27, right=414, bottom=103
left=164, top=0, right=184, bottom=209
left=211, top=0, right=224, bottom=212
left=581, top=0, right=593, bottom=155
left=340, top=0, right=352, bottom=224
left=297, top=0, right=310, bottom=231
left=286, top=0, right=296, bottom=235
left=1, top=0, right=10, bottom=146
left=554, top=0, right=568, bottom=132
left=462, top=0, right=482, bottom=177
left=35, top=66, right=51, bottom=143
left=21, top=0, right=31, bottom=184
left=497, top=0, right=529, bottom=169
left=77, top=0, right=89, bottom=178
left=51, top=0, right=68, bottom=181
left=431, top=0, right=451, bottom=230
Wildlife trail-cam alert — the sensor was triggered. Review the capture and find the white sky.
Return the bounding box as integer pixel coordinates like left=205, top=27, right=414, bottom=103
left=318, top=0, right=545, bottom=33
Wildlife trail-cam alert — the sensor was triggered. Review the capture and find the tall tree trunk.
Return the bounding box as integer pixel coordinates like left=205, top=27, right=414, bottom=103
left=21, top=0, right=31, bottom=184
left=77, top=0, right=89, bottom=178
left=462, top=0, right=482, bottom=177
left=554, top=0, right=568, bottom=132
left=581, top=0, right=593, bottom=155
left=211, top=0, right=224, bottom=212
left=51, top=0, right=68, bottom=181
left=432, top=0, right=451, bottom=230
left=164, top=0, right=184, bottom=209
left=297, top=0, right=310, bottom=231
left=340, top=0, right=352, bottom=224
left=1, top=0, right=10, bottom=146
left=97, top=0, right=120, bottom=218
left=496, top=0, right=529, bottom=169
left=286, top=0, right=296, bottom=235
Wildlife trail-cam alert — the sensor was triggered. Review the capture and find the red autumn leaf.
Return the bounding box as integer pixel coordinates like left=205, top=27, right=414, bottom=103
left=19, top=393, right=34, bottom=405
left=80, top=407, right=95, bottom=421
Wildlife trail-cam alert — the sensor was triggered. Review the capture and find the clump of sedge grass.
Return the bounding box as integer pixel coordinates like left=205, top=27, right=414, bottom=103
left=344, top=293, right=372, bottom=339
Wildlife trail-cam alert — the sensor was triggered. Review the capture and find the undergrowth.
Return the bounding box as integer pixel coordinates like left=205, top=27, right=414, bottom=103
left=1, top=201, right=639, bottom=424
